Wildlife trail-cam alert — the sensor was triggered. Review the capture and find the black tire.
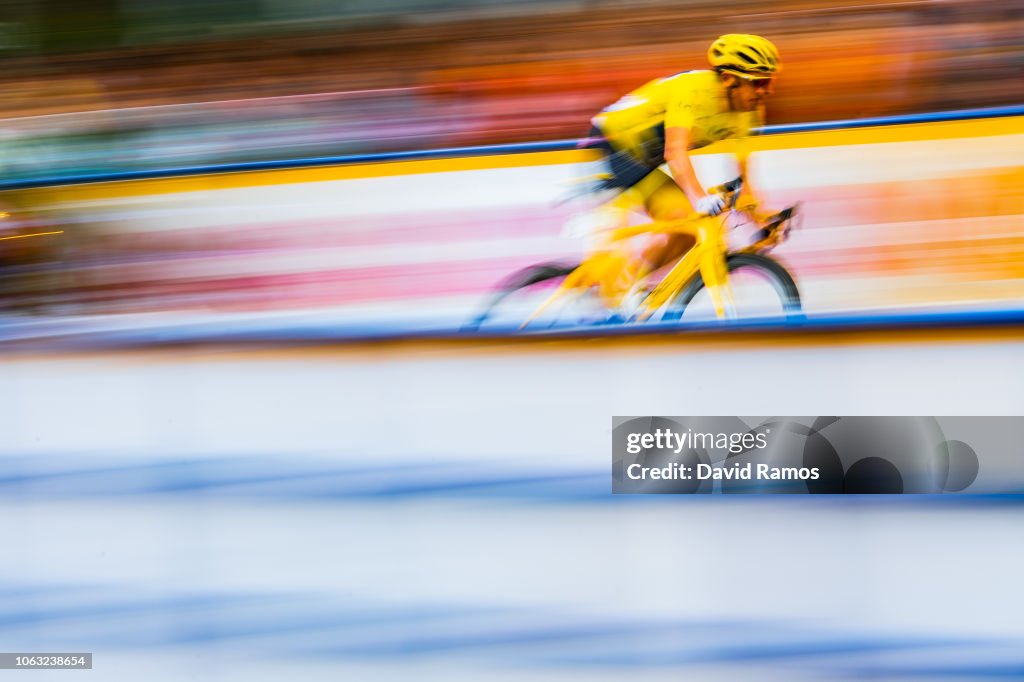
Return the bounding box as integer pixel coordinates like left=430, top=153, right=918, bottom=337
left=463, top=262, right=580, bottom=331
left=661, top=253, right=802, bottom=322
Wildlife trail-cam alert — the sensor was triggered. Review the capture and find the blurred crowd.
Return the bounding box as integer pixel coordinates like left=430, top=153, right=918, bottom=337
left=0, top=0, right=1020, bottom=181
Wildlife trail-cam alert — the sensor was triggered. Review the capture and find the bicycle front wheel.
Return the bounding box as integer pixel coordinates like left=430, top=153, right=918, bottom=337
left=662, top=253, right=802, bottom=322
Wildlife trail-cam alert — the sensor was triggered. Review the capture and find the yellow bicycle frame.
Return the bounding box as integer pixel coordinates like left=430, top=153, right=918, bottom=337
left=523, top=206, right=747, bottom=326
left=615, top=213, right=736, bottom=320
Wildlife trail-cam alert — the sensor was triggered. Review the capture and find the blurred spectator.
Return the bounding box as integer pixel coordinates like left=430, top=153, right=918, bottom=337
left=0, top=0, right=1018, bottom=178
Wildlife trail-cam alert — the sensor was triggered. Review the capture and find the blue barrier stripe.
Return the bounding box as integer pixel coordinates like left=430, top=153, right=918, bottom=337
left=0, top=456, right=1021, bottom=501
left=0, top=104, right=1020, bottom=191
left=0, top=140, right=579, bottom=191
left=555, top=637, right=965, bottom=667
left=3, top=590, right=969, bottom=666
left=21, top=306, right=1024, bottom=351
left=840, top=663, right=1024, bottom=678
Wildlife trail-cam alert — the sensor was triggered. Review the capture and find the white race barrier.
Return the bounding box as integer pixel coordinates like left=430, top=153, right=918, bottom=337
left=1, top=114, right=1020, bottom=341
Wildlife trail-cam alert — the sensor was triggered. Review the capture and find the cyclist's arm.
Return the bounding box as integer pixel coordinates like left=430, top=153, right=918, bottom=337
left=736, top=145, right=756, bottom=198
left=735, top=138, right=777, bottom=219
left=735, top=108, right=772, bottom=213
left=664, top=125, right=710, bottom=207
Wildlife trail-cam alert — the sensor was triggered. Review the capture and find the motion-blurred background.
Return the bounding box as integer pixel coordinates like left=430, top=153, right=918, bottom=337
left=0, top=0, right=1021, bottom=172
left=0, top=1, right=1023, bottom=680
left=0, top=0, right=1020, bottom=328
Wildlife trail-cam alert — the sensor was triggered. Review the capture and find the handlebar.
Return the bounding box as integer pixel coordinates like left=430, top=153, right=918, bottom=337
left=603, top=177, right=799, bottom=251
left=706, top=177, right=744, bottom=213
left=745, top=204, right=800, bottom=253
left=710, top=177, right=744, bottom=197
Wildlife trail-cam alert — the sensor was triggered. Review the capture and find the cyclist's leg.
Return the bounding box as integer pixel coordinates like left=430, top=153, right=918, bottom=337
left=585, top=128, right=653, bottom=238
left=587, top=168, right=699, bottom=311
left=632, top=170, right=698, bottom=277
left=581, top=132, right=654, bottom=307
left=633, top=170, right=736, bottom=318
left=646, top=175, right=736, bottom=318
left=588, top=201, right=643, bottom=308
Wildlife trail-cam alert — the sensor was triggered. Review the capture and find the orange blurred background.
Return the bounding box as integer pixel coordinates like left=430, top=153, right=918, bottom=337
left=1, top=0, right=1020, bottom=146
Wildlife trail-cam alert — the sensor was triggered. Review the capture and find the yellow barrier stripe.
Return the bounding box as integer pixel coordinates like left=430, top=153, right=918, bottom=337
left=8, top=115, right=1021, bottom=203
left=8, top=149, right=599, bottom=203
left=0, top=230, right=63, bottom=240
left=747, top=115, right=1024, bottom=152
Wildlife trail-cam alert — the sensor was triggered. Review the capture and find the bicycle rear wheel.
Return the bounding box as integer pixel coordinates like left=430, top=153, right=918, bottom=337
left=661, top=253, right=802, bottom=322
left=464, top=262, right=607, bottom=332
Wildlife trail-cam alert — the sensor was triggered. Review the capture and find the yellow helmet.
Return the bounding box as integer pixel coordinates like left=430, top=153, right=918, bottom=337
left=707, top=34, right=781, bottom=76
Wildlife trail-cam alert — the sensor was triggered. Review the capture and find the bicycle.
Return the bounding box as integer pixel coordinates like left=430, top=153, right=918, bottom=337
left=465, top=178, right=802, bottom=331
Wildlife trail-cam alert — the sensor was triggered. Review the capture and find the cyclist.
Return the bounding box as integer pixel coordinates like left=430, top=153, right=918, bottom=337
left=584, top=34, right=781, bottom=306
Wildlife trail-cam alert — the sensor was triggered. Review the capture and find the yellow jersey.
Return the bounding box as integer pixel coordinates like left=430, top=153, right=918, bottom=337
left=592, top=70, right=762, bottom=166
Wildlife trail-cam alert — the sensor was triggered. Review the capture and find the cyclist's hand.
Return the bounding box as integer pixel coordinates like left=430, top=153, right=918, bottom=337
left=695, top=194, right=726, bottom=217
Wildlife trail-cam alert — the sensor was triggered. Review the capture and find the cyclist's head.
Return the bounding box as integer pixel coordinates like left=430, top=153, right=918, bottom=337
left=709, top=34, right=780, bottom=111
left=708, top=34, right=781, bottom=77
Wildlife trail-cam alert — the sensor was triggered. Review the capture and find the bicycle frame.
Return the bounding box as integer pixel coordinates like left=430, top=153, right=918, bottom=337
left=626, top=212, right=736, bottom=320
left=524, top=183, right=768, bottom=326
